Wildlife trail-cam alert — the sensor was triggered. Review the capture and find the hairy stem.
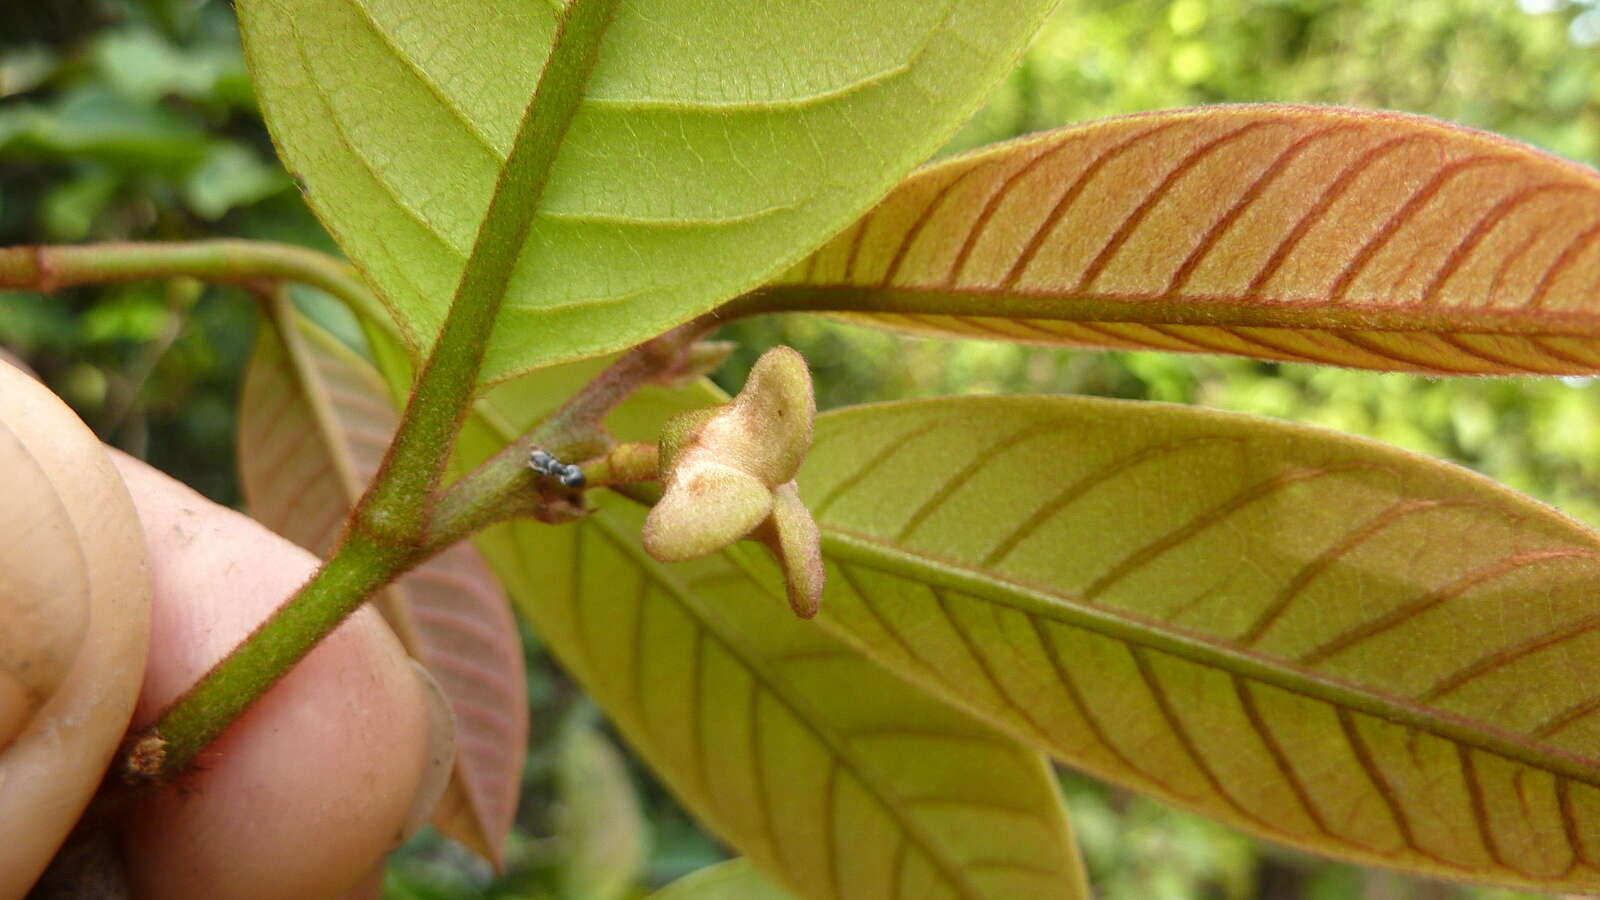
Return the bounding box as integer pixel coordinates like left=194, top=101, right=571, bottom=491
left=424, top=316, right=717, bottom=551
left=126, top=532, right=410, bottom=782
left=353, top=0, right=619, bottom=545
left=0, top=240, right=389, bottom=326
left=123, top=0, right=622, bottom=786
left=580, top=442, right=660, bottom=487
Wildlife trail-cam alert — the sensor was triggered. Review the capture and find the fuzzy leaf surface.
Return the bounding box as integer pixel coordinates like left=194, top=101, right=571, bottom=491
left=766, top=105, right=1600, bottom=374
left=236, top=313, right=527, bottom=867
left=797, top=395, right=1600, bottom=891
left=554, top=721, right=650, bottom=900
left=496, top=496, right=1086, bottom=900
left=647, top=859, right=794, bottom=900
left=235, top=0, right=1056, bottom=382
left=353, top=338, right=1091, bottom=900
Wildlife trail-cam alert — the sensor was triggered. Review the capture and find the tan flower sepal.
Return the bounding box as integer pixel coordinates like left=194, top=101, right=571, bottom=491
left=642, top=346, right=825, bottom=617
left=716, top=345, right=814, bottom=486
left=752, top=481, right=824, bottom=619
left=642, top=461, right=772, bottom=562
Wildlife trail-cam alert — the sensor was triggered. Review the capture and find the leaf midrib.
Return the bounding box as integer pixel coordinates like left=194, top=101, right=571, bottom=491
left=749, top=284, right=1600, bottom=337
left=441, top=0, right=617, bottom=328
left=821, top=526, right=1600, bottom=789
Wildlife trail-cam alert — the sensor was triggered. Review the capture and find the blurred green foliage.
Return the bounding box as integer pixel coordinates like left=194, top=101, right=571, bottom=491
left=0, top=0, right=321, bottom=500
left=6, top=1, right=1600, bottom=897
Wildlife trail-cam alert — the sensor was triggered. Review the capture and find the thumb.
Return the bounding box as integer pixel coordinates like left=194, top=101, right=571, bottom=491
left=111, top=454, right=448, bottom=900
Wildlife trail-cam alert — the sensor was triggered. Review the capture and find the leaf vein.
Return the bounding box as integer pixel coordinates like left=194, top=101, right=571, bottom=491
left=1167, top=124, right=1361, bottom=294
left=1419, top=182, right=1588, bottom=307
left=1079, top=119, right=1283, bottom=292
left=813, top=420, right=942, bottom=516
left=1002, top=121, right=1181, bottom=289
left=589, top=524, right=999, bottom=898
left=1233, top=676, right=1337, bottom=839
left=1459, top=746, right=1509, bottom=871
left=1301, top=548, right=1599, bottom=665
left=1085, top=465, right=1370, bottom=603
left=896, top=420, right=1075, bottom=543
left=1535, top=694, right=1600, bottom=740
left=1242, top=499, right=1466, bottom=646
left=288, top=17, right=467, bottom=258
left=1527, top=218, right=1600, bottom=310
left=944, top=140, right=1078, bottom=287
left=929, top=587, right=1058, bottom=746
left=982, top=435, right=1240, bottom=569
left=1422, top=610, right=1600, bottom=702
left=1327, top=153, right=1513, bottom=301
left=1022, top=613, right=1183, bottom=796
left=1557, top=779, right=1598, bottom=870
left=345, top=0, right=506, bottom=158
left=1130, top=647, right=1267, bottom=828
left=1335, top=709, right=1443, bottom=862
left=882, top=163, right=988, bottom=288
left=1244, top=131, right=1408, bottom=297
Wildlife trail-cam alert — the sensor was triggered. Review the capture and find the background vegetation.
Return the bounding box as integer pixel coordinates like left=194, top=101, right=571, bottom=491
left=4, top=1, right=1599, bottom=896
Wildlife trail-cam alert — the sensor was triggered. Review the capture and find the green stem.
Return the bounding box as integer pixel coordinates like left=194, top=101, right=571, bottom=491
left=0, top=240, right=389, bottom=326
left=353, top=0, right=620, bottom=545
left=424, top=316, right=717, bottom=551
left=580, top=442, right=660, bottom=487
left=128, top=533, right=410, bottom=782
left=125, top=0, right=622, bottom=784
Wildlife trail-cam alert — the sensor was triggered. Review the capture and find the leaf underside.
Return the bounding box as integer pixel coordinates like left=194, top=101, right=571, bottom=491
left=797, top=395, right=1600, bottom=891
left=356, top=343, right=1092, bottom=900
left=647, top=858, right=795, bottom=900
left=490, top=498, right=1087, bottom=900
left=767, top=105, right=1600, bottom=375
left=555, top=722, right=650, bottom=900
left=236, top=0, right=1057, bottom=382
left=236, top=314, right=527, bottom=867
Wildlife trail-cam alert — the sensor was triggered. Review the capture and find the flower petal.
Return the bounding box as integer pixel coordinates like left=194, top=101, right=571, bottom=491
left=643, top=461, right=772, bottom=562
left=761, top=481, right=824, bottom=619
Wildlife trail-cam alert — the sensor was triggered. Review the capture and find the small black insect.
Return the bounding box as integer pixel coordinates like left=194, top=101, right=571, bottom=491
left=529, top=449, right=586, bottom=489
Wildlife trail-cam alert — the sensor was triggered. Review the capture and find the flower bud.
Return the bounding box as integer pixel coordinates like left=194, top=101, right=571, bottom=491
left=642, top=462, right=771, bottom=562
left=641, top=346, right=825, bottom=617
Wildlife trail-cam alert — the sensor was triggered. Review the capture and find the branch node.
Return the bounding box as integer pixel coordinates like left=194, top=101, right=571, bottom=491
left=30, top=245, right=57, bottom=293
left=122, top=732, right=169, bottom=786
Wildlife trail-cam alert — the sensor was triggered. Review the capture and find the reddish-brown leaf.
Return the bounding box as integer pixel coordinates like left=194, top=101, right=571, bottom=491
left=762, top=105, right=1600, bottom=374
left=799, top=396, right=1600, bottom=892
left=237, top=306, right=527, bottom=867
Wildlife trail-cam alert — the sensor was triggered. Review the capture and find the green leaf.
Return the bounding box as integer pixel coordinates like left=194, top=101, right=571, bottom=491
left=765, top=105, right=1600, bottom=375
left=92, top=27, right=247, bottom=106
left=0, top=87, right=208, bottom=173
left=184, top=142, right=291, bottom=220
left=344, top=323, right=1091, bottom=899
left=646, top=859, right=793, bottom=900
left=554, top=721, right=650, bottom=900
left=236, top=308, right=527, bottom=868
left=42, top=168, right=119, bottom=241
left=235, top=0, right=1058, bottom=382
left=492, top=495, right=1088, bottom=900
left=0, top=293, right=74, bottom=354
left=798, top=395, right=1600, bottom=892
